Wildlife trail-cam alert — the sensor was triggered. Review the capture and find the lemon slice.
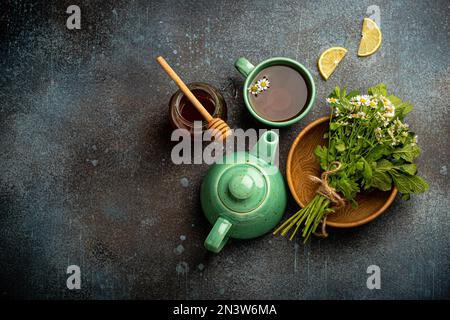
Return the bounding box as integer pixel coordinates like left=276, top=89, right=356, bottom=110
left=318, top=47, right=348, bottom=80
left=358, top=18, right=382, bottom=57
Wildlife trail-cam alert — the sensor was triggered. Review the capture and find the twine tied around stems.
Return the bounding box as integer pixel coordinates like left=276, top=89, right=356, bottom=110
left=309, top=161, right=346, bottom=238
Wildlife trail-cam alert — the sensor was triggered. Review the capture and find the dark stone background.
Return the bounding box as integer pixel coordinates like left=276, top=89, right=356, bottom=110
left=0, top=0, right=448, bottom=299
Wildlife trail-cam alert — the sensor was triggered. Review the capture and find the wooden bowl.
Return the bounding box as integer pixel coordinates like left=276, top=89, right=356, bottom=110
left=286, top=117, right=398, bottom=228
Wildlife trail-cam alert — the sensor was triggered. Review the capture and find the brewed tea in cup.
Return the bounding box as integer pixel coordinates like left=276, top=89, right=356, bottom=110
left=235, top=57, right=316, bottom=127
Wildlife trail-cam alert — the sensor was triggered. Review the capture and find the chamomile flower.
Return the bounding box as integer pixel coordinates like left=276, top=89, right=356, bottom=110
left=375, top=111, right=383, bottom=119
left=368, top=99, right=378, bottom=108
left=257, top=77, right=270, bottom=91
left=384, top=104, right=395, bottom=118
left=394, top=119, right=408, bottom=131
left=327, top=97, right=339, bottom=104
left=375, top=127, right=384, bottom=142
left=333, top=108, right=340, bottom=116
left=337, top=120, right=348, bottom=126
left=387, top=127, right=395, bottom=140
left=412, top=135, right=418, bottom=145
left=351, top=96, right=362, bottom=107
left=358, top=95, right=370, bottom=106
left=248, top=84, right=260, bottom=96
left=381, top=96, right=392, bottom=107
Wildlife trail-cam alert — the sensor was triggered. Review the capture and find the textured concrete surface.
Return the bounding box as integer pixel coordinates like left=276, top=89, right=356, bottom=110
left=0, top=0, right=449, bottom=299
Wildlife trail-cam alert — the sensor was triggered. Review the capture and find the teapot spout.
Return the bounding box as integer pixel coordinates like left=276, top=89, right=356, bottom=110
left=250, top=131, right=279, bottom=165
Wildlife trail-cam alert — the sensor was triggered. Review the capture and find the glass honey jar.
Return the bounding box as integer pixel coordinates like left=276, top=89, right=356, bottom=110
left=169, top=82, right=227, bottom=136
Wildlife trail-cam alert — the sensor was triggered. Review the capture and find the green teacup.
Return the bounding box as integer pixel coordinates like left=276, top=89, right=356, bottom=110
left=235, top=57, right=316, bottom=127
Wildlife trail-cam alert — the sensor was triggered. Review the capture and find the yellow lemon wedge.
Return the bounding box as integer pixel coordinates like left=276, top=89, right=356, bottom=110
left=318, top=47, right=348, bottom=80
left=358, top=18, right=382, bottom=57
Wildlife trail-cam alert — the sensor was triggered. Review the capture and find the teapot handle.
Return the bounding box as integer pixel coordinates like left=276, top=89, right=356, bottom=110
left=204, top=216, right=232, bottom=253
left=250, top=130, right=279, bottom=165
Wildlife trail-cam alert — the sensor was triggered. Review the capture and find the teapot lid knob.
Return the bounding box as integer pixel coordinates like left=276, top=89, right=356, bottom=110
left=216, top=164, right=267, bottom=213
left=228, top=175, right=254, bottom=200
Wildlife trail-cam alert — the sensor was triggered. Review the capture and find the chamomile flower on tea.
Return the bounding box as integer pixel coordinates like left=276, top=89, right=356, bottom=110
left=257, top=77, right=270, bottom=91
left=248, top=84, right=260, bottom=96
left=248, top=76, right=270, bottom=96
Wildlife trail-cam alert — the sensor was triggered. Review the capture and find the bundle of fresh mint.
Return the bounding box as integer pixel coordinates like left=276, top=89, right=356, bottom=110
left=274, top=83, right=428, bottom=242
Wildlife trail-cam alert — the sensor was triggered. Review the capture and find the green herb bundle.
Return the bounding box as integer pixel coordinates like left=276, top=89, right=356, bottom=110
left=274, top=83, right=429, bottom=242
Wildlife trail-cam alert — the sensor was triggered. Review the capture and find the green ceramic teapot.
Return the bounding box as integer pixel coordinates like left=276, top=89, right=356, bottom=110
left=201, top=131, right=287, bottom=253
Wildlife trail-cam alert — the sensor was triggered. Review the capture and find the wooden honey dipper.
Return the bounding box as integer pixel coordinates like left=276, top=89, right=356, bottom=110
left=156, top=56, right=232, bottom=141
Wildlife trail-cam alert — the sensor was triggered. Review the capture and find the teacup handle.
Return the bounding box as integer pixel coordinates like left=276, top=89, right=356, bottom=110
left=235, top=57, right=255, bottom=77
left=204, top=216, right=232, bottom=253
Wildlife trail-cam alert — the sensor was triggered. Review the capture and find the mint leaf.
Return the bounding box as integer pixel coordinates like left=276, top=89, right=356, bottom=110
left=401, top=193, right=411, bottom=200
left=366, top=145, right=390, bottom=162
left=396, top=102, right=414, bottom=118
left=397, top=163, right=417, bottom=175
left=392, top=144, right=421, bottom=162
left=362, top=158, right=373, bottom=183
left=371, top=171, right=392, bottom=191
left=368, top=83, right=387, bottom=96
left=375, top=159, right=394, bottom=172
left=390, top=172, right=429, bottom=194
left=387, top=95, right=403, bottom=106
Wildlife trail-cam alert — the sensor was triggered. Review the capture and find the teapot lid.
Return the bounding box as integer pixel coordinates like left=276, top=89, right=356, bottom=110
left=217, top=164, right=267, bottom=213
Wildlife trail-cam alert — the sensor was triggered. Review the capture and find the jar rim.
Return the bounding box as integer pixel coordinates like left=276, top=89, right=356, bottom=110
left=173, top=82, right=222, bottom=128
